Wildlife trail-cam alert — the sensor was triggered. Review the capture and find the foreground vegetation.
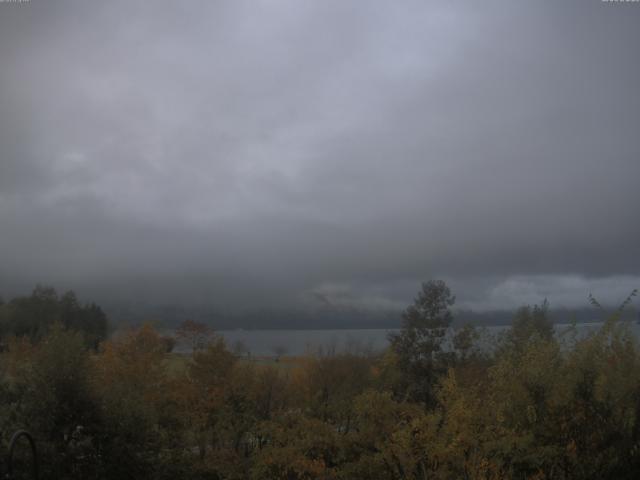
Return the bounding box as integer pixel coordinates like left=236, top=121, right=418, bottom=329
left=0, top=283, right=639, bottom=479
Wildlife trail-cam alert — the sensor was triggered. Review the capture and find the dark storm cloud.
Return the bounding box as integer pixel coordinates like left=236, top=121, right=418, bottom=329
left=0, top=0, right=639, bottom=312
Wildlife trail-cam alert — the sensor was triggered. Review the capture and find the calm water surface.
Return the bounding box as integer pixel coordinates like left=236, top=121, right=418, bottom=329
left=173, top=321, right=640, bottom=356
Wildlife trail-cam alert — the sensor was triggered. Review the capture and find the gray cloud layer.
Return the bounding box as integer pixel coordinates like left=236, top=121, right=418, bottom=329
left=1, top=1, right=639, bottom=313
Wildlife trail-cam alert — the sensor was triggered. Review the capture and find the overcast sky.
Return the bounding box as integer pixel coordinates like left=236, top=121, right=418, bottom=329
left=0, top=0, right=639, bottom=315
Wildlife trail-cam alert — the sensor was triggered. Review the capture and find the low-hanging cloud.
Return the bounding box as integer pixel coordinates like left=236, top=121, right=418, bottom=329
left=0, top=0, right=638, bottom=316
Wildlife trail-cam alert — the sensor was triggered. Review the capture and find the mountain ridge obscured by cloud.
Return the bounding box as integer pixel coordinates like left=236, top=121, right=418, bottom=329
left=1, top=1, right=638, bottom=318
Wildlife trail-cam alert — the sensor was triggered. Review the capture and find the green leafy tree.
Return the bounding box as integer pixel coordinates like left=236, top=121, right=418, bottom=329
left=452, top=323, right=480, bottom=362
left=2, top=325, right=101, bottom=479
left=507, top=299, right=554, bottom=350
left=298, top=351, right=373, bottom=428
left=388, top=280, right=455, bottom=406
left=0, top=286, right=108, bottom=348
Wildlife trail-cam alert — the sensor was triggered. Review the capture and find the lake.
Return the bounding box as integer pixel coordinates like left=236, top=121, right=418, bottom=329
left=173, top=321, right=639, bottom=356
